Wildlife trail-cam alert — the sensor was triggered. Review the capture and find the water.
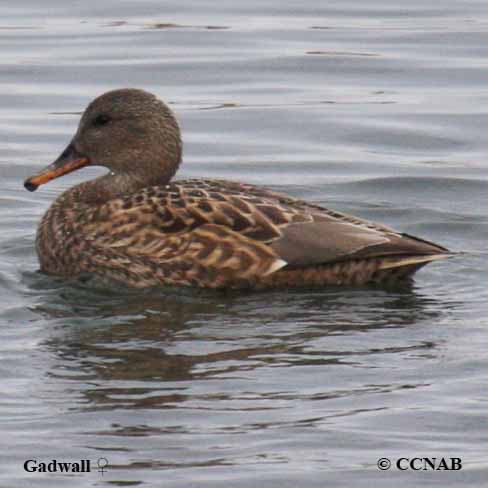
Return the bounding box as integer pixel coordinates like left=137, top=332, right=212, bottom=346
left=1, top=1, right=487, bottom=486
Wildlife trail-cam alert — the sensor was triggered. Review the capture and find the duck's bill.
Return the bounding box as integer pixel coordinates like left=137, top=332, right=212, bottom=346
left=24, top=143, right=90, bottom=192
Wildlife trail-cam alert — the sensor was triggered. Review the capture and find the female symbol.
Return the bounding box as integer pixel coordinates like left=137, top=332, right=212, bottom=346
left=97, top=457, right=109, bottom=476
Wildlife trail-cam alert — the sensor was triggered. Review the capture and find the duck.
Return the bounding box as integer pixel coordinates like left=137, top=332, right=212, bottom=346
left=24, top=88, right=452, bottom=289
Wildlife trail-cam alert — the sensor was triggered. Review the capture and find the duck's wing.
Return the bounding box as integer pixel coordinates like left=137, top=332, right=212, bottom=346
left=147, top=179, right=450, bottom=265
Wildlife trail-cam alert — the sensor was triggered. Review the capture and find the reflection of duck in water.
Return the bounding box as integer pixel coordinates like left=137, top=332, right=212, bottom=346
left=24, top=89, right=453, bottom=289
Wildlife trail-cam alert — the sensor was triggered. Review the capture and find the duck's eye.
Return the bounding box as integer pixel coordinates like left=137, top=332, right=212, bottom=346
left=93, top=114, right=111, bottom=127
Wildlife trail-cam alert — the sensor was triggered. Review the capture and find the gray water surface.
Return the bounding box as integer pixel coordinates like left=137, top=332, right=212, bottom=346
left=1, top=1, right=487, bottom=487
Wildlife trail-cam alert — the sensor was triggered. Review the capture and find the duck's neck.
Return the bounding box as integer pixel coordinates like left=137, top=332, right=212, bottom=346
left=62, top=171, right=170, bottom=206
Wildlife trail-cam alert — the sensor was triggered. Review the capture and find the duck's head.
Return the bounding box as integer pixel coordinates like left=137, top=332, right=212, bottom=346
left=24, top=88, right=182, bottom=192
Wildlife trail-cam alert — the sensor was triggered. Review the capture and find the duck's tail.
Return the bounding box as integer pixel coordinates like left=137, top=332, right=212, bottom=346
left=377, top=252, right=457, bottom=271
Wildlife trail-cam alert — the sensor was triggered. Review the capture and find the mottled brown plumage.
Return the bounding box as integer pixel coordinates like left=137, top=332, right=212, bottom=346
left=24, top=89, right=453, bottom=289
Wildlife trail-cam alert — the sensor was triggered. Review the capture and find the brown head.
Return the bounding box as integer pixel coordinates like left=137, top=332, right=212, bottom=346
left=24, top=89, right=182, bottom=192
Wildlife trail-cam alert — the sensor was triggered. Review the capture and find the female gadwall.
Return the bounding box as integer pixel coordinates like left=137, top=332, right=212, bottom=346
left=24, top=89, right=451, bottom=289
